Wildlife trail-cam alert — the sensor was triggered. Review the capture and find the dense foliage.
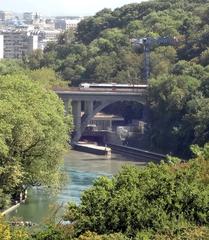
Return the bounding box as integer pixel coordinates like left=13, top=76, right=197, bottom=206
left=1, top=0, right=209, bottom=238
left=0, top=216, right=29, bottom=240
left=26, top=0, right=209, bottom=156
left=0, top=74, right=72, bottom=209
left=62, top=144, right=209, bottom=239
left=26, top=0, right=209, bottom=84
left=19, top=144, right=208, bottom=240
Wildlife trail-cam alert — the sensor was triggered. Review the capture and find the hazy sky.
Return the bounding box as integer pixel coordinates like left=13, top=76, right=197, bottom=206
left=0, top=0, right=146, bottom=16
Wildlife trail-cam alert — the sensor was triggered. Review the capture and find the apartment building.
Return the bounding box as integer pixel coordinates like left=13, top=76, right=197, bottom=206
left=23, top=12, right=41, bottom=24
left=0, top=30, right=38, bottom=59
left=55, top=18, right=82, bottom=30
left=0, top=35, right=3, bottom=59
left=35, top=29, right=60, bottom=49
left=0, top=11, right=13, bottom=22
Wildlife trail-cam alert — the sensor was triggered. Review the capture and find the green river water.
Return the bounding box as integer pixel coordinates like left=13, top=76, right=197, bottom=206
left=8, top=150, right=146, bottom=223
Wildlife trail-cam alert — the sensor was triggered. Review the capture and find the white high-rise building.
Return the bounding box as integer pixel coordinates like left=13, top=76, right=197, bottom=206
left=0, top=30, right=38, bottom=59
left=0, top=11, right=13, bottom=22
left=0, top=35, right=3, bottom=59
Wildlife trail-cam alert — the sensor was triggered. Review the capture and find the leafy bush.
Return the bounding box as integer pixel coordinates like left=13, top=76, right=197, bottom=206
left=0, top=74, right=72, bottom=209
left=65, top=144, right=209, bottom=238
left=0, top=217, right=29, bottom=240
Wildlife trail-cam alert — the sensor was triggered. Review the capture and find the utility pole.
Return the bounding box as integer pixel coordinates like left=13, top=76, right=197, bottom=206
left=131, top=36, right=178, bottom=83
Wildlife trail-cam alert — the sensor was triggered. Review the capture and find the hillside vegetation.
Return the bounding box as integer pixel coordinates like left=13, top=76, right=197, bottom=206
left=28, top=0, right=209, bottom=84
left=27, top=0, right=209, bottom=156
left=1, top=1, right=209, bottom=239
left=6, top=144, right=209, bottom=239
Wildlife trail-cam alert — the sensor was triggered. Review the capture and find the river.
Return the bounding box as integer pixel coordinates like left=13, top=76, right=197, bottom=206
left=8, top=150, right=146, bottom=223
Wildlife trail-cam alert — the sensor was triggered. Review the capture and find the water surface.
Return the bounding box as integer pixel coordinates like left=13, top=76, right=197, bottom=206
left=8, top=150, right=146, bottom=223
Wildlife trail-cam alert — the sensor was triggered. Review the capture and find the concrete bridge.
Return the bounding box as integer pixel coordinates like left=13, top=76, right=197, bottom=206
left=55, top=87, right=148, bottom=143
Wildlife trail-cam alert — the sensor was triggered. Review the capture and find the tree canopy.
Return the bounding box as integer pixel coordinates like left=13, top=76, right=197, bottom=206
left=63, top=144, right=209, bottom=239
left=26, top=0, right=209, bottom=85
left=0, top=74, right=72, bottom=209
left=24, top=0, right=209, bottom=156
left=11, top=144, right=209, bottom=240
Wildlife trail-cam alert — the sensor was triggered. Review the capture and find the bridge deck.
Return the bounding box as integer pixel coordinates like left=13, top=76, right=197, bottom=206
left=54, top=87, right=147, bottom=95
left=54, top=86, right=147, bottom=91
left=54, top=86, right=148, bottom=142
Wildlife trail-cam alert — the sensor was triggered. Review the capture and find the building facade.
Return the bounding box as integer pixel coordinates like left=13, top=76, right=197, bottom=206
left=0, top=11, right=13, bottom=22
left=37, top=29, right=60, bottom=49
left=0, top=30, right=38, bottom=59
left=0, top=35, right=3, bottom=59
left=23, top=12, right=41, bottom=24
left=55, top=18, right=82, bottom=30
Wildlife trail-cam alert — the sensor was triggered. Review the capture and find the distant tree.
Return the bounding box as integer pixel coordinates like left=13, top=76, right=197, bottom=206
left=0, top=59, right=26, bottom=75
left=27, top=49, right=44, bottom=69
left=28, top=67, right=67, bottom=89
left=200, top=48, right=209, bottom=66
left=149, top=73, right=200, bottom=154
left=150, top=46, right=177, bottom=77
left=184, top=95, right=209, bottom=145
left=76, top=8, right=115, bottom=44
left=13, top=0, right=209, bottom=154
left=57, top=29, right=75, bottom=45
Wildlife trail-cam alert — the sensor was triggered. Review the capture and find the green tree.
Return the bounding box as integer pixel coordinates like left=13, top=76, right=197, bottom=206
left=149, top=73, right=200, bottom=154
left=28, top=68, right=68, bottom=89
left=0, top=74, right=72, bottom=208
left=184, top=95, right=209, bottom=145
left=64, top=149, right=209, bottom=238
left=150, top=46, right=177, bottom=77
left=10, top=0, right=209, bottom=154
left=27, top=49, right=44, bottom=69
left=0, top=60, right=26, bottom=75
left=0, top=216, right=29, bottom=240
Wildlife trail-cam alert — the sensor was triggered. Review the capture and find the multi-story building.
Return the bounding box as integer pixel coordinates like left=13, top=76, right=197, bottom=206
left=55, top=18, right=82, bottom=31
left=0, top=11, right=13, bottom=22
left=0, top=30, right=38, bottom=59
left=34, top=29, right=60, bottom=50
left=65, top=19, right=81, bottom=30
left=23, top=12, right=41, bottom=24
left=0, top=35, right=3, bottom=59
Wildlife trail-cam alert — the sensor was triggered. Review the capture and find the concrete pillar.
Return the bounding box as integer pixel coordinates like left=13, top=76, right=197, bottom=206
left=72, top=100, right=81, bottom=143
left=84, top=101, right=93, bottom=116
left=63, top=99, right=71, bottom=114
left=142, top=104, right=149, bottom=123
left=109, top=119, right=112, bottom=131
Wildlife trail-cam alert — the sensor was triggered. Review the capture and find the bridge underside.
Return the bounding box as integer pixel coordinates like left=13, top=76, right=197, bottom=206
left=57, top=91, right=147, bottom=143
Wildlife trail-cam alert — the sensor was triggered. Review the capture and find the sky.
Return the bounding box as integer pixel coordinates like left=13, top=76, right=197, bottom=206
left=0, top=0, right=146, bottom=16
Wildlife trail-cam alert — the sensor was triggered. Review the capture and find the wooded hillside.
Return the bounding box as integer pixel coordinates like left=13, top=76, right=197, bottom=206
left=27, top=0, right=209, bottom=156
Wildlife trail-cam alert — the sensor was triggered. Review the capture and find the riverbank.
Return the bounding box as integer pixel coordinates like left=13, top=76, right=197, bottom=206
left=109, top=144, right=166, bottom=162
left=1, top=190, right=27, bottom=216
left=1, top=203, right=21, bottom=216
left=74, top=142, right=111, bottom=155
left=7, top=150, right=145, bottom=222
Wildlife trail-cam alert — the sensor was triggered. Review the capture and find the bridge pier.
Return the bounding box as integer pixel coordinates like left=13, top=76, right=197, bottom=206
left=84, top=101, right=93, bottom=116
left=72, top=100, right=81, bottom=143
left=55, top=88, right=147, bottom=144
left=142, top=104, right=149, bottom=122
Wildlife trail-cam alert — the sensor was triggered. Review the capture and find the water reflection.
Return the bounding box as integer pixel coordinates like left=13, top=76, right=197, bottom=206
left=8, top=150, right=146, bottom=223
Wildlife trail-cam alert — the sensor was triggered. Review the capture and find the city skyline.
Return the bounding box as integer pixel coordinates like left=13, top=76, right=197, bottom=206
left=0, top=0, right=147, bottom=16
